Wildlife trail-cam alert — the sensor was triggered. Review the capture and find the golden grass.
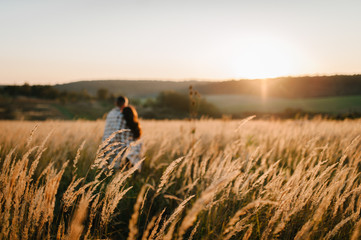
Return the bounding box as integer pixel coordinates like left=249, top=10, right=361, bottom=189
left=0, top=118, right=360, bottom=239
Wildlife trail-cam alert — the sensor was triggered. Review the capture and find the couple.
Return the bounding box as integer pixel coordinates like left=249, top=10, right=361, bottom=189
left=102, top=96, right=142, bottom=170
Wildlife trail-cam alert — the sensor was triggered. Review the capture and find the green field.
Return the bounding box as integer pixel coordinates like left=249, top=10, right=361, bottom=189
left=205, top=94, right=361, bottom=114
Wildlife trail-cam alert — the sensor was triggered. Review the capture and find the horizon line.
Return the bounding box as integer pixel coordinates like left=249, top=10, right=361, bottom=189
left=1, top=73, right=361, bottom=86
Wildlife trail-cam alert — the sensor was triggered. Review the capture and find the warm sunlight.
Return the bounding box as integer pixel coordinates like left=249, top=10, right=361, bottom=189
left=261, top=78, right=268, bottom=102
left=232, top=35, right=299, bottom=79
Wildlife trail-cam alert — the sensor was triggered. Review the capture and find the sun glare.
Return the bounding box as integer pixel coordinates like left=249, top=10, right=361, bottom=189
left=261, top=78, right=268, bottom=101
left=232, top=36, right=298, bottom=79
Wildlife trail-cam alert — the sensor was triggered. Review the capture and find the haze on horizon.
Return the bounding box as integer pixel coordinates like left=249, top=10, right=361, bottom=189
left=1, top=0, right=361, bottom=85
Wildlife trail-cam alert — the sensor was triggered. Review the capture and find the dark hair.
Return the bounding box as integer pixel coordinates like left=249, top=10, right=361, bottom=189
left=116, top=96, right=128, bottom=108
left=123, top=105, right=142, bottom=139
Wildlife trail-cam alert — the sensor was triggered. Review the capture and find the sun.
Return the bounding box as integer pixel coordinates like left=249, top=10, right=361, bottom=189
left=231, top=35, right=299, bottom=79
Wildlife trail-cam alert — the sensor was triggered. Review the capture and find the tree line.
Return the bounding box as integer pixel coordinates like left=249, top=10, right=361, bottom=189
left=138, top=90, right=221, bottom=119
left=0, top=84, right=221, bottom=119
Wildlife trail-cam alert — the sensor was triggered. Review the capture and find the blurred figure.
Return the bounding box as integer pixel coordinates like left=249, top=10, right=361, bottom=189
left=121, top=105, right=142, bottom=168
left=102, top=97, right=142, bottom=170
left=102, top=96, right=129, bottom=169
left=102, top=96, right=128, bottom=142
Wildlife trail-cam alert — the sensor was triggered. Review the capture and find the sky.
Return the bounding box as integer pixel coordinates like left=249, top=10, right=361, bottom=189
left=1, top=0, right=361, bottom=85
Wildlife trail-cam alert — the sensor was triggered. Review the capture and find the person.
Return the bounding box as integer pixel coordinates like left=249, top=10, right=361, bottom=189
left=102, top=96, right=142, bottom=169
left=102, top=96, right=128, bottom=142
left=102, top=96, right=129, bottom=169
left=121, top=105, right=142, bottom=169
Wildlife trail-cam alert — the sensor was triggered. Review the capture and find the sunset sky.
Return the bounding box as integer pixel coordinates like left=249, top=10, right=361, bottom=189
left=1, top=0, right=361, bottom=85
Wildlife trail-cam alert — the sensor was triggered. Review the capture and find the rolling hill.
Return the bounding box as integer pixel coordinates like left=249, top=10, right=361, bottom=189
left=53, top=75, right=361, bottom=98
left=54, top=80, right=211, bottom=97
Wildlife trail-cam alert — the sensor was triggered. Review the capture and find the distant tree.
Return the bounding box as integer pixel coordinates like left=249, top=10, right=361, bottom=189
left=157, top=91, right=189, bottom=112
left=67, top=92, right=80, bottom=103
left=198, top=98, right=221, bottom=117
left=21, top=83, right=31, bottom=96
left=59, top=91, right=68, bottom=104
left=129, top=98, right=141, bottom=107
left=143, top=98, right=156, bottom=108
left=152, top=91, right=220, bottom=118
left=108, top=93, right=116, bottom=103
left=31, top=85, right=60, bottom=99
left=80, top=89, right=91, bottom=100
left=97, top=88, right=109, bottom=100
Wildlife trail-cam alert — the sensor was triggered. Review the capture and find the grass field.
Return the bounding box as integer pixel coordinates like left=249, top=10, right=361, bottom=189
left=205, top=95, right=361, bottom=114
left=0, top=119, right=361, bottom=239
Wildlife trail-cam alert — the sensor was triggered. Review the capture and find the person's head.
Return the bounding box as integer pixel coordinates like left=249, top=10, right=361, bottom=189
left=116, top=96, right=128, bottom=109
left=123, top=105, right=141, bottom=139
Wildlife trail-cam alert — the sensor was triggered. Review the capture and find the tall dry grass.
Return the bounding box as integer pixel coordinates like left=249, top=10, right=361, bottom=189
left=0, top=118, right=360, bottom=239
